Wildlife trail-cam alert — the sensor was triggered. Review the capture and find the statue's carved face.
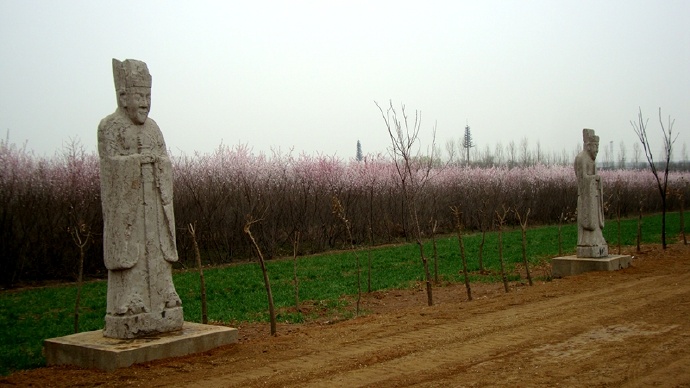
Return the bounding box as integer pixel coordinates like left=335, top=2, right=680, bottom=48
left=120, top=87, right=151, bottom=125
left=587, top=141, right=599, bottom=160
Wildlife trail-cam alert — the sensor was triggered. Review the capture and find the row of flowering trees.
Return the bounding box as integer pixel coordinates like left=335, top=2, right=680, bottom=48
left=1, top=137, right=688, bottom=287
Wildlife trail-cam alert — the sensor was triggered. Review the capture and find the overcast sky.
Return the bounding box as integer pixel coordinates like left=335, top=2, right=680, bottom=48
left=1, top=0, right=688, bottom=161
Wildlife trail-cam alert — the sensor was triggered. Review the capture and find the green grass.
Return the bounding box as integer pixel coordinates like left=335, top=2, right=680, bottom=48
left=0, top=211, right=686, bottom=375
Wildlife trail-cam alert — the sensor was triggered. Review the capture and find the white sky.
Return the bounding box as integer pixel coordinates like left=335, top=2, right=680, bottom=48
left=1, top=0, right=688, bottom=160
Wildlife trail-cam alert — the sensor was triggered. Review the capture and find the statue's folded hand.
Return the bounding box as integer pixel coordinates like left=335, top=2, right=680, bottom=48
left=140, top=154, right=156, bottom=164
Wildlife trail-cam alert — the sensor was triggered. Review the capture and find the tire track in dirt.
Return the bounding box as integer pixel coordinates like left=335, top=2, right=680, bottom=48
left=391, top=275, right=690, bottom=387
left=304, top=278, right=688, bottom=387
left=187, top=271, right=689, bottom=387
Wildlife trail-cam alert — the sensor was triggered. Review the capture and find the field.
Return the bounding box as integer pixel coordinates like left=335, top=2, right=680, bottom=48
left=2, top=242, right=689, bottom=386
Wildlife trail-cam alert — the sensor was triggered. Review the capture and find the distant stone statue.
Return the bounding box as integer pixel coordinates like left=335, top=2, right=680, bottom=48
left=574, top=128, right=608, bottom=258
left=98, top=59, right=183, bottom=338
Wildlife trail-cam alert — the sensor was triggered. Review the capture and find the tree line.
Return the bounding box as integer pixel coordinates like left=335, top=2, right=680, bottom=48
left=442, top=133, right=689, bottom=171
left=1, top=136, right=688, bottom=288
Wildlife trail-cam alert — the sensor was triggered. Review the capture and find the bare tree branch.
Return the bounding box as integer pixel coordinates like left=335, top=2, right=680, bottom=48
left=375, top=100, right=436, bottom=306
left=631, top=107, right=678, bottom=249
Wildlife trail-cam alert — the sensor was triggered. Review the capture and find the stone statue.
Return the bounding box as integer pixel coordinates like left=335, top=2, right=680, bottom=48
left=98, top=59, right=183, bottom=338
left=574, top=128, right=608, bottom=258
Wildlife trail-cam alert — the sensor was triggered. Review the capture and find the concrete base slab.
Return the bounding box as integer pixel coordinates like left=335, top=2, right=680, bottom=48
left=551, top=254, right=632, bottom=278
left=44, top=322, right=238, bottom=371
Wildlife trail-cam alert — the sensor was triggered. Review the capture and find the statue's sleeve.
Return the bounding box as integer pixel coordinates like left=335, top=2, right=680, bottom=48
left=149, top=120, right=179, bottom=263
left=98, top=118, right=145, bottom=270
left=580, top=175, right=600, bottom=231
left=598, top=178, right=605, bottom=229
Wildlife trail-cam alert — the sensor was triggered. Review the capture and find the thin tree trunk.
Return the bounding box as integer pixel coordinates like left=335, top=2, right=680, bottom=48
left=71, top=226, right=89, bottom=334
left=679, top=193, right=687, bottom=245
left=416, top=239, right=433, bottom=306
left=515, top=208, right=533, bottom=286
left=496, top=209, right=510, bottom=293
left=617, top=204, right=622, bottom=255
left=73, top=240, right=85, bottom=333
left=292, top=230, right=300, bottom=311
left=189, top=223, right=208, bottom=324
left=430, top=219, right=439, bottom=284
left=354, top=250, right=362, bottom=317
left=478, top=229, right=486, bottom=273
left=662, top=197, right=667, bottom=249
left=367, top=225, right=373, bottom=293
left=368, top=187, right=374, bottom=292
left=637, top=202, right=643, bottom=253
left=558, top=212, right=564, bottom=256
left=498, top=228, right=509, bottom=293
left=411, top=201, right=433, bottom=306
left=401, top=195, right=408, bottom=242
left=452, top=207, right=472, bottom=301
left=520, top=227, right=532, bottom=286
left=244, top=219, right=277, bottom=336
left=332, top=196, right=362, bottom=316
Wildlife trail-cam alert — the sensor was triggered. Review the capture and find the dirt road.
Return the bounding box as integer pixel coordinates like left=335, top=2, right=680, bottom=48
left=3, top=243, right=690, bottom=387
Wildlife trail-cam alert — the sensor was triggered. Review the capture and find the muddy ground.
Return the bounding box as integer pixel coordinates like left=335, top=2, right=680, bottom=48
left=2, top=243, right=690, bottom=387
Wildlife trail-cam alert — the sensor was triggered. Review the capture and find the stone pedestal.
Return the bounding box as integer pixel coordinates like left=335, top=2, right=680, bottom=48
left=551, top=254, right=632, bottom=278
left=104, top=307, right=184, bottom=339
left=44, top=322, right=238, bottom=371
left=577, top=244, right=608, bottom=258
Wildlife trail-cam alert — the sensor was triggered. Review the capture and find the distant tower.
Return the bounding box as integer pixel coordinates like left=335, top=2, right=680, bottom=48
left=462, top=122, right=474, bottom=166
left=356, top=140, right=363, bottom=162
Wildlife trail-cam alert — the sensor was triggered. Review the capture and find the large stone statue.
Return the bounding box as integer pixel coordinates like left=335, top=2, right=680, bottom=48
left=98, top=59, right=183, bottom=338
left=574, top=128, right=608, bottom=258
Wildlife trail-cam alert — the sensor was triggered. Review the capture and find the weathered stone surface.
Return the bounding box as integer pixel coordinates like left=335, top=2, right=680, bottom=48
left=577, top=245, right=609, bottom=259
left=98, top=59, right=182, bottom=338
left=552, top=255, right=632, bottom=277
left=44, top=322, right=238, bottom=371
left=104, top=307, right=183, bottom=339
left=575, top=128, right=608, bottom=258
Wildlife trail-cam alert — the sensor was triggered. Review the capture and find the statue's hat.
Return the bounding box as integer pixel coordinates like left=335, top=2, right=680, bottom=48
left=112, top=59, right=152, bottom=91
left=583, top=128, right=599, bottom=143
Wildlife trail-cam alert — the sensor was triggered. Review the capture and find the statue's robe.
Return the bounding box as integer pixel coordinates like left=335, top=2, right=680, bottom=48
left=98, top=109, right=182, bottom=338
left=574, top=151, right=607, bottom=257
